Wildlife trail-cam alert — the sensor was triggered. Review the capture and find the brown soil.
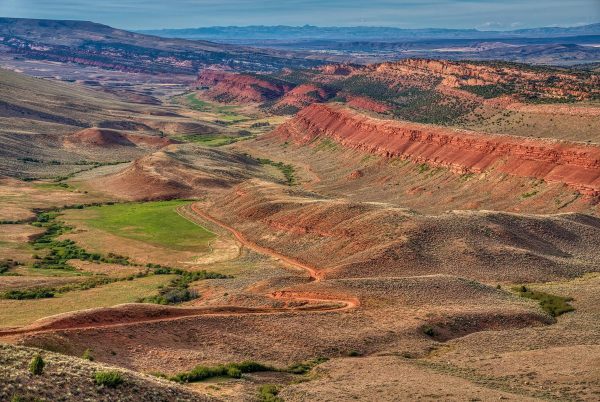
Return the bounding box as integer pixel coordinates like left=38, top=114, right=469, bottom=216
left=64, top=128, right=175, bottom=148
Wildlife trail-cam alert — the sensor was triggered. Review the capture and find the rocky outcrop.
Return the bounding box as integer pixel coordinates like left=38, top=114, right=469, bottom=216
left=274, top=84, right=330, bottom=109
left=370, top=59, right=600, bottom=100
left=196, top=70, right=293, bottom=103
left=272, top=104, right=600, bottom=196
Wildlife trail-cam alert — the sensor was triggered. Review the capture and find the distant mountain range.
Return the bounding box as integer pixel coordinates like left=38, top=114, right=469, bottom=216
left=0, top=18, right=325, bottom=74
left=137, top=23, right=600, bottom=66
left=138, top=23, right=600, bottom=41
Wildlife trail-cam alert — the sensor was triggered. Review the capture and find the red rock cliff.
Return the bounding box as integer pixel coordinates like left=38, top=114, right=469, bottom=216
left=272, top=104, right=600, bottom=196
left=196, top=69, right=293, bottom=103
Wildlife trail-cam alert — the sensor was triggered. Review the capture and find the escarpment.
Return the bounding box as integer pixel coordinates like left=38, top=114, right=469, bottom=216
left=196, top=69, right=293, bottom=102
left=271, top=104, right=600, bottom=196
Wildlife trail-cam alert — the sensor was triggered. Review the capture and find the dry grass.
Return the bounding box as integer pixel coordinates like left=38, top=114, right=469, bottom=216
left=0, top=344, right=210, bottom=401
left=0, top=275, right=174, bottom=327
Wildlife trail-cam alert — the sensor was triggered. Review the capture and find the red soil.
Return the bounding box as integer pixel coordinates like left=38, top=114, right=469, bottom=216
left=272, top=104, right=600, bottom=196
left=274, top=84, right=329, bottom=109
left=196, top=69, right=292, bottom=103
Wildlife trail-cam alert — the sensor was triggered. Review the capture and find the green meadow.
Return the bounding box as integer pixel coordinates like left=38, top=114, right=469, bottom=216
left=84, top=201, right=215, bottom=251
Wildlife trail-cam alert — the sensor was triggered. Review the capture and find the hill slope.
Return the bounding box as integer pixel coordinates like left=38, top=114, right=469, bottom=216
left=0, top=18, right=324, bottom=74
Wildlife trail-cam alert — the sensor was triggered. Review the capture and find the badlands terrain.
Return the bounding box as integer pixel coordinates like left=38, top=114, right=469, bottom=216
left=0, top=17, right=600, bottom=402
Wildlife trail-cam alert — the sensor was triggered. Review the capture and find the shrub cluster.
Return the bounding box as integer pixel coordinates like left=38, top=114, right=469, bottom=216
left=258, top=384, right=282, bottom=402
left=94, top=371, right=124, bottom=388
left=170, top=361, right=273, bottom=383
left=141, top=266, right=229, bottom=305
left=286, top=357, right=328, bottom=374
left=514, top=286, right=575, bottom=317
left=0, top=259, right=21, bottom=275
left=256, top=158, right=296, bottom=185
left=31, top=209, right=132, bottom=270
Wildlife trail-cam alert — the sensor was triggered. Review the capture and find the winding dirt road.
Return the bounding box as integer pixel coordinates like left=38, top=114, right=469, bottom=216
left=0, top=203, right=358, bottom=339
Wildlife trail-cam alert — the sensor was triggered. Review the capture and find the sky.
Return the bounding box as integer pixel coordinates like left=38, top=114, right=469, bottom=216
left=1, top=0, right=599, bottom=30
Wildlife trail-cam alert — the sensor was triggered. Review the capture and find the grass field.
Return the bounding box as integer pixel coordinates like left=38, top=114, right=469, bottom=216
left=0, top=275, right=175, bottom=327
left=174, top=134, right=255, bottom=147
left=185, top=94, right=250, bottom=123
left=80, top=201, right=215, bottom=252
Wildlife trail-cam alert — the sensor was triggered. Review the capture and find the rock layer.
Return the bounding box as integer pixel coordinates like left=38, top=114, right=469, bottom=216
left=272, top=104, right=600, bottom=196
left=196, top=69, right=293, bottom=102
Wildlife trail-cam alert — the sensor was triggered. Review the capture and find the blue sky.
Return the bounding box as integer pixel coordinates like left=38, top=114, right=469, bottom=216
left=1, top=0, right=599, bottom=30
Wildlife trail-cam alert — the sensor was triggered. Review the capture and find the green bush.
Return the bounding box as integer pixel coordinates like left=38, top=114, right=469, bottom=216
left=0, top=259, right=21, bottom=275
left=422, top=325, right=436, bottom=337
left=226, top=367, right=242, bottom=378
left=29, top=354, right=45, bottom=375
left=170, top=361, right=273, bottom=383
left=82, top=349, right=94, bottom=361
left=95, top=371, right=124, bottom=388
left=1, top=288, right=55, bottom=300
left=286, top=357, right=328, bottom=374
left=142, top=269, right=228, bottom=305
left=258, top=384, right=283, bottom=402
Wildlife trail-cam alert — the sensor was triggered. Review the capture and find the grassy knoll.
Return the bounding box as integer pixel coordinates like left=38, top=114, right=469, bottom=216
left=81, top=201, right=215, bottom=252
left=0, top=274, right=175, bottom=327
left=184, top=94, right=250, bottom=124
left=173, top=134, right=254, bottom=147
left=514, top=285, right=575, bottom=317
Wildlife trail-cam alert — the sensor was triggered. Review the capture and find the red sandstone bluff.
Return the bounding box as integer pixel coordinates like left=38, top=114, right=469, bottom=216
left=196, top=69, right=292, bottom=102
left=272, top=104, right=600, bottom=196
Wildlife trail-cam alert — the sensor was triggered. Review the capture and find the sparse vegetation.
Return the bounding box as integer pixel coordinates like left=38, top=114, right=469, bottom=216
left=140, top=267, right=229, bottom=305
left=286, top=357, right=328, bottom=374
left=82, top=349, right=94, bottom=361
left=0, top=259, right=21, bottom=275
left=514, top=286, right=575, bottom=317
left=461, top=84, right=517, bottom=99
left=315, top=138, right=338, bottom=151
left=422, top=325, right=436, bottom=337
left=30, top=208, right=133, bottom=271
left=94, top=371, right=124, bottom=388
left=521, top=190, right=539, bottom=198
left=175, top=133, right=254, bottom=147
left=256, top=157, right=296, bottom=185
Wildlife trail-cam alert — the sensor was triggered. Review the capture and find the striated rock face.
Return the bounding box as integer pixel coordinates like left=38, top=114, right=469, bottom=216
left=274, top=84, right=330, bottom=109
left=196, top=69, right=293, bottom=103
left=315, top=59, right=599, bottom=101
left=272, top=104, right=600, bottom=196
left=387, top=59, right=599, bottom=100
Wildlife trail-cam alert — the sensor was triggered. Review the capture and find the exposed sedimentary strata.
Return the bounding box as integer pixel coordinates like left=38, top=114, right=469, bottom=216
left=196, top=69, right=293, bottom=102
left=274, top=84, right=330, bottom=109
left=272, top=104, right=600, bottom=196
